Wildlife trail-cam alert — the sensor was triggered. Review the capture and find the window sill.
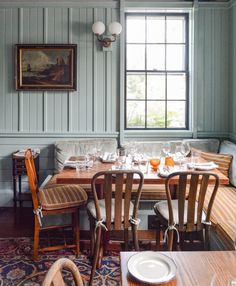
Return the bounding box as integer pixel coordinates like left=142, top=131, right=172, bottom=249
left=124, top=130, right=194, bottom=140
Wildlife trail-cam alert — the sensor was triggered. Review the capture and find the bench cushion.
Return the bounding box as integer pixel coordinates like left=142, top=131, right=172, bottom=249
left=204, top=185, right=236, bottom=249
left=55, top=139, right=117, bottom=172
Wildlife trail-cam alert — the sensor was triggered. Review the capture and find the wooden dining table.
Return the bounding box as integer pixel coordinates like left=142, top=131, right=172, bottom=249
left=120, top=251, right=236, bottom=286
left=56, top=161, right=229, bottom=186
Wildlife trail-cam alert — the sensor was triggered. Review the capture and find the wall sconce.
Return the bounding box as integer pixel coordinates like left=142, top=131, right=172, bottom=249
left=92, top=21, right=122, bottom=49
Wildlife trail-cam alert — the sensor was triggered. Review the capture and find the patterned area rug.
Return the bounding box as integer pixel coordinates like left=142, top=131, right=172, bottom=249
left=0, top=238, right=120, bottom=286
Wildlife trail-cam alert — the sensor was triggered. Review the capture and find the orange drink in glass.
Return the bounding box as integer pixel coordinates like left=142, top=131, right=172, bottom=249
left=149, top=158, right=161, bottom=171
left=165, top=156, right=174, bottom=167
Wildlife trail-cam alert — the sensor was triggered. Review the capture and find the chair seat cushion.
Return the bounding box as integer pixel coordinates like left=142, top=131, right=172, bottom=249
left=43, top=174, right=91, bottom=191
left=154, top=200, right=206, bottom=225
left=87, top=198, right=134, bottom=222
left=39, top=185, right=88, bottom=210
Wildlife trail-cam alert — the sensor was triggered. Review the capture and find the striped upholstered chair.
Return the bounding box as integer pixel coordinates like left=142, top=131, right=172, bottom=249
left=25, top=149, right=88, bottom=260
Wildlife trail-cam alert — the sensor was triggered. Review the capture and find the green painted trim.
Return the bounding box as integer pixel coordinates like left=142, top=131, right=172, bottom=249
left=0, top=1, right=118, bottom=8
left=0, top=132, right=119, bottom=138
left=125, top=1, right=193, bottom=9
left=198, top=3, right=229, bottom=10
left=229, top=133, right=236, bottom=141
left=196, top=132, right=229, bottom=138
left=124, top=130, right=194, bottom=139
left=229, top=0, right=236, bottom=8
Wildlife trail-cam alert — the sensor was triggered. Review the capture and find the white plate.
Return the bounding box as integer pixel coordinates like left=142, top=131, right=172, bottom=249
left=128, top=252, right=177, bottom=284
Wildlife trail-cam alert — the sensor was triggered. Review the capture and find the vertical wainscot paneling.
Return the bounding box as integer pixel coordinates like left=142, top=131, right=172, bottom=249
left=0, top=3, right=120, bottom=207
left=229, top=2, right=236, bottom=138
left=196, top=6, right=229, bottom=135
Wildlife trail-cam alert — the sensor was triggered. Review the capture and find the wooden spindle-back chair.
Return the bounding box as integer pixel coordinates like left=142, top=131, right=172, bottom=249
left=42, top=258, right=84, bottom=286
left=154, top=171, right=219, bottom=250
left=87, top=169, right=144, bottom=286
left=25, top=149, right=88, bottom=260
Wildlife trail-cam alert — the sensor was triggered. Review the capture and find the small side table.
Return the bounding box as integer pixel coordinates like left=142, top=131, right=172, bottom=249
left=12, top=151, right=40, bottom=209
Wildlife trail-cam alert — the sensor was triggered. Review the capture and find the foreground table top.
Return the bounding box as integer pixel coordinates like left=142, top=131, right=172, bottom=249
left=56, top=161, right=229, bottom=185
left=120, top=251, right=236, bottom=286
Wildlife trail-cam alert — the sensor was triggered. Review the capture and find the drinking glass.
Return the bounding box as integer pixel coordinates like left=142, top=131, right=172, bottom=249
left=175, top=145, right=184, bottom=168
left=181, top=142, right=191, bottom=159
left=149, top=158, right=161, bottom=171
left=75, top=155, right=87, bottom=171
left=162, top=142, right=171, bottom=157
left=138, top=154, right=149, bottom=174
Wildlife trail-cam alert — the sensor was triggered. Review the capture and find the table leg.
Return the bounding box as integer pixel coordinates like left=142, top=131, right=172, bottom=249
left=19, top=175, right=22, bottom=208
left=13, top=175, right=17, bottom=210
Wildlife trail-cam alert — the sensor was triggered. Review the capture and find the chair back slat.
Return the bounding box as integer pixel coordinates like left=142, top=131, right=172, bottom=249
left=104, top=174, right=113, bottom=230
left=24, top=149, right=39, bottom=210
left=178, top=174, right=187, bottom=231
left=196, top=175, right=210, bottom=230
left=91, top=170, right=144, bottom=231
left=124, top=173, right=134, bottom=228
left=166, top=171, right=219, bottom=232
left=114, top=173, right=124, bottom=230
left=186, top=174, right=199, bottom=231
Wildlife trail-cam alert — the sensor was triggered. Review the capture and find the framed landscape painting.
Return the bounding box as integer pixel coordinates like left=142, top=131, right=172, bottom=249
left=15, top=44, right=77, bottom=91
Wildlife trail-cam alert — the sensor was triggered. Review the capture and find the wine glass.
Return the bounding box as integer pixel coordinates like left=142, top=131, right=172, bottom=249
left=162, top=142, right=171, bottom=157
left=175, top=145, right=184, bottom=168
left=181, top=142, right=191, bottom=159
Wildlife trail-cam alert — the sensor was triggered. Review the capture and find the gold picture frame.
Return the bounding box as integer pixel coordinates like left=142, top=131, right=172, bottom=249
left=15, top=44, right=77, bottom=91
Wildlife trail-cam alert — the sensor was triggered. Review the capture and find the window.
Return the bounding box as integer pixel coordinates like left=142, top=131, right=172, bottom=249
left=125, top=13, right=189, bottom=130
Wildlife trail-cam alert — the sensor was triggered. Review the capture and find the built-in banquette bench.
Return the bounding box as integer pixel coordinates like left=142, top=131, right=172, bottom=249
left=51, top=138, right=236, bottom=250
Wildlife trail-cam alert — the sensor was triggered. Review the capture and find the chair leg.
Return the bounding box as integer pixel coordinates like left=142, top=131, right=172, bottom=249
left=156, top=220, right=161, bottom=251
left=132, top=224, right=139, bottom=251
left=204, top=227, right=210, bottom=250
left=167, top=229, right=174, bottom=251
left=89, top=226, right=102, bottom=286
left=74, top=209, right=80, bottom=256
left=88, top=216, right=95, bottom=259
left=124, top=228, right=129, bottom=251
left=33, top=216, right=40, bottom=261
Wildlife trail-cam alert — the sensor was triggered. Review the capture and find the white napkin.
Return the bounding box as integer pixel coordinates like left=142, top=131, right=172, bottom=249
left=187, top=161, right=218, bottom=171
left=101, top=152, right=117, bottom=162
left=158, top=166, right=173, bottom=177
left=63, top=160, right=77, bottom=168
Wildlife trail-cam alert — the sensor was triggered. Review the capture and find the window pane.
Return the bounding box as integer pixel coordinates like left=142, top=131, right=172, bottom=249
left=167, top=101, right=186, bottom=128
left=167, top=74, right=186, bottom=100
left=127, top=16, right=145, bottom=43
left=127, top=44, right=145, bottom=70
left=147, top=101, right=165, bottom=128
left=147, top=74, right=165, bottom=99
left=127, top=101, right=145, bottom=128
left=166, top=16, right=186, bottom=43
left=127, top=74, right=145, bottom=99
left=147, top=16, right=165, bottom=43
left=147, top=44, right=165, bottom=70
left=166, top=44, right=185, bottom=71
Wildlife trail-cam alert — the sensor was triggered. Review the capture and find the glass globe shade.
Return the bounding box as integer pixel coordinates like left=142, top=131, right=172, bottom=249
left=92, top=21, right=105, bottom=35
left=108, top=22, right=122, bottom=35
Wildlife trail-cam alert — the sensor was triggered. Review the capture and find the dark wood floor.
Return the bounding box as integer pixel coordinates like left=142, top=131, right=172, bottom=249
left=0, top=207, right=207, bottom=252
left=0, top=207, right=34, bottom=237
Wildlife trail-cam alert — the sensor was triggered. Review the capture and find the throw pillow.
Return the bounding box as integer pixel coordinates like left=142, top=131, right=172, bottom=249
left=191, top=148, right=233, bottom=180
left=219, top=140, right=236, bottom=187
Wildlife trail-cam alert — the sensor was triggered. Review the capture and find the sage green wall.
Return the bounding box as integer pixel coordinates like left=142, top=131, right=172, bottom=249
left=194, top=5, right=229, bottom=138
left=0, top=0, right=233, bottom=206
